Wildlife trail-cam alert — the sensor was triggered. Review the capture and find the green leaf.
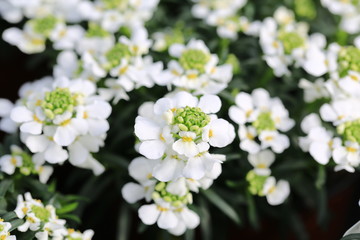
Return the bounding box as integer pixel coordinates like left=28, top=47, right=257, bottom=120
left=246, top=190, right=259, bottom=229
left=315, top=165, right=326, bottom=189
left=9, top=219, right=24, bottom=231
left=2, top=211, right=17, bottom=221
left=0, top=179, right=13, bottom=197
left=56, top=202, right=78, bottom=215
left=59, top=214, right=81, bottom=223
left=198, top=198, right=211, bottom=240
left=201, top=189, right=241, bottom=225
left=117, top=203, right=131, bottom=240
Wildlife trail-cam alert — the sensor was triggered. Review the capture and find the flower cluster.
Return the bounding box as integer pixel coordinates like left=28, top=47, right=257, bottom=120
left=123, top=91, right=234, bottom=234
left=321, top=0, right=360, bottom=34
left=157, top=39, right=233, bottom=95
left=15, top=192, right=94, bottom=239
left=0, top=145, right=53, bottom=183
left=9, top=77, right=111, bottom=175
left=191, top=0, right=260, bottom=39
left=246, top=150, right=290, bottom=205
left=54, top=25, right=163, bottom=103
left=1, top=0, right=159, bottom=54
left=0, top=218, right=16, bottom=240
left=229, top=88, right=292, bottom=205
left=122, top=157, right=213, bottom=235
left=78, top=0, right=159, bottom=33
left=259, top=7, right=326, bottom=77
left=229, top=88, right=294, bottom=154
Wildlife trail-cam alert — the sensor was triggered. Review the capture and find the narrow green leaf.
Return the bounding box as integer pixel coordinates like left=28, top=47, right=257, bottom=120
left=198, top=198, right=211, bottom=240
left=201, top=189, right=241, bottom=225
left=56, top=202, right=78, bottom=215
left=117, top=204, right=131, bottom=240
left=9, top=219, right=24, bottom=231
left=245, top=191, right=259, bottom=229
left=315, top=165, right=326, bottom=189
left=2, top=211, right=17, bottom=221
left=0, top=179, right=12, bottom=197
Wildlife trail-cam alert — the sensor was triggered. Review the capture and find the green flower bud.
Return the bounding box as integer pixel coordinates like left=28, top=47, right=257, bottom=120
left=295, top=0, right=316, bottom=19
left=102, top=0, right=128, bottom=10
left=173, top=106, right=210, bottom=136
left=278, top=31, right=305, bottom=54
left=155, top=182, right=166, bottom=191
left=105, top=43, right=132, bottom=69
left=179, top=49, right=210, bottom=73
left=225, top=54, right=241, bottom=74
left=30, top=16, right=58, bottom=36
left=338, top=120, right=360, bottom=144
left=337, top=46, right=360, bottom=78
left=86, top=23, right=110, bottom=38
left=252, top=112, right=276, bottom=132
left=246, top=170, right=268, bottom=196
left=42, top=88, right=75, bottom=119
left=31, top=205, right=51, bottom=222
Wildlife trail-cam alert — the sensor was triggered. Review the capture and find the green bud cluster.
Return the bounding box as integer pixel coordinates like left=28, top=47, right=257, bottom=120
left=294, top=0, right=316, bottom=19
left=152, top=182, right=192, bottom=207
left=277, top=31, right=305, bottom=54
left=225, top=54, right=241, bottom=74
left=19, top=152, right=35, bottom=176
left=338, top=119, right=360, bottom=144
left=163, top=30, right=185, bottom=52
left=0, top=224, right=4, bottom=232
left=102, top=0, right=128, bottom=10
left=337, top=46, right=360, bottom=78
left=352, top=0, right=360, bottom=5
left=105, top=43, right=132, bottom=69
left=173, top=107, right=210, bottom=135
left=246, top=170, right=268, bottom=196
left=252, top=112, right=276, bottom=132
left=30, top=16, right=58, bottom=36
left=179, top=49, right=210, bottom=73
left=86, top=23, right=110, bottom=38
left=31, top=205, right=51, bottom=222
left=42, top=88, right=75, bottom=120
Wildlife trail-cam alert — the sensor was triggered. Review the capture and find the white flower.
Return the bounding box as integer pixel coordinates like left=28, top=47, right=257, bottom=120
left=320, top=99, right=360, bottom=126
left=298, top=78, right=329, bottom=102
left=259, top=130, right=290, bottom=154
left=333, top=141, right=360, bottom=172
left=157, top=39, right=233, bottom=95
left=263, top=177, right=290, bottom=206
left=248, top=150, right=275, bottom=176
left=10, top=77, right=111, bottom=173
left=0, top=98, right=16, bottom=133
left=0, top=218, right=16, bottom=240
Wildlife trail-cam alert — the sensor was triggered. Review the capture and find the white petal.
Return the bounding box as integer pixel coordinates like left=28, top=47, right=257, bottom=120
left=139, top=140, right=166, bottom=159
left=134, top=116, right=161, bottom=140
left=157, top=210, right=178, bottom=229
left=86, top=100, right=112, bottom=119
left=181, top=208, right=200, bottom=229
left=44, top=144, right=68, bottom=164
left=121, top=182, right=145, bottom=203
left=152, top=157, right=184, bottom=182
left=87, top=119, right=109, bottom=136
left=10, top=106, right=33, bottom=123
left=138, top=204, right=160, bottom=225
left=309, top=142, right=331, bottom=165
left=25, top=135, right=49, bottom=153
left=228, top=106, right=246, bottom=124
left=0, top=99, right=13, bottom=116
left=68, top=141, right=89, bottom=165
left=20, top=121, right=42, bottom=135
left=53, top=126, right=76, bottom=146
left=198, top=95, right=221, bottom=114
left=183, top=157, right=205, bottom=180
